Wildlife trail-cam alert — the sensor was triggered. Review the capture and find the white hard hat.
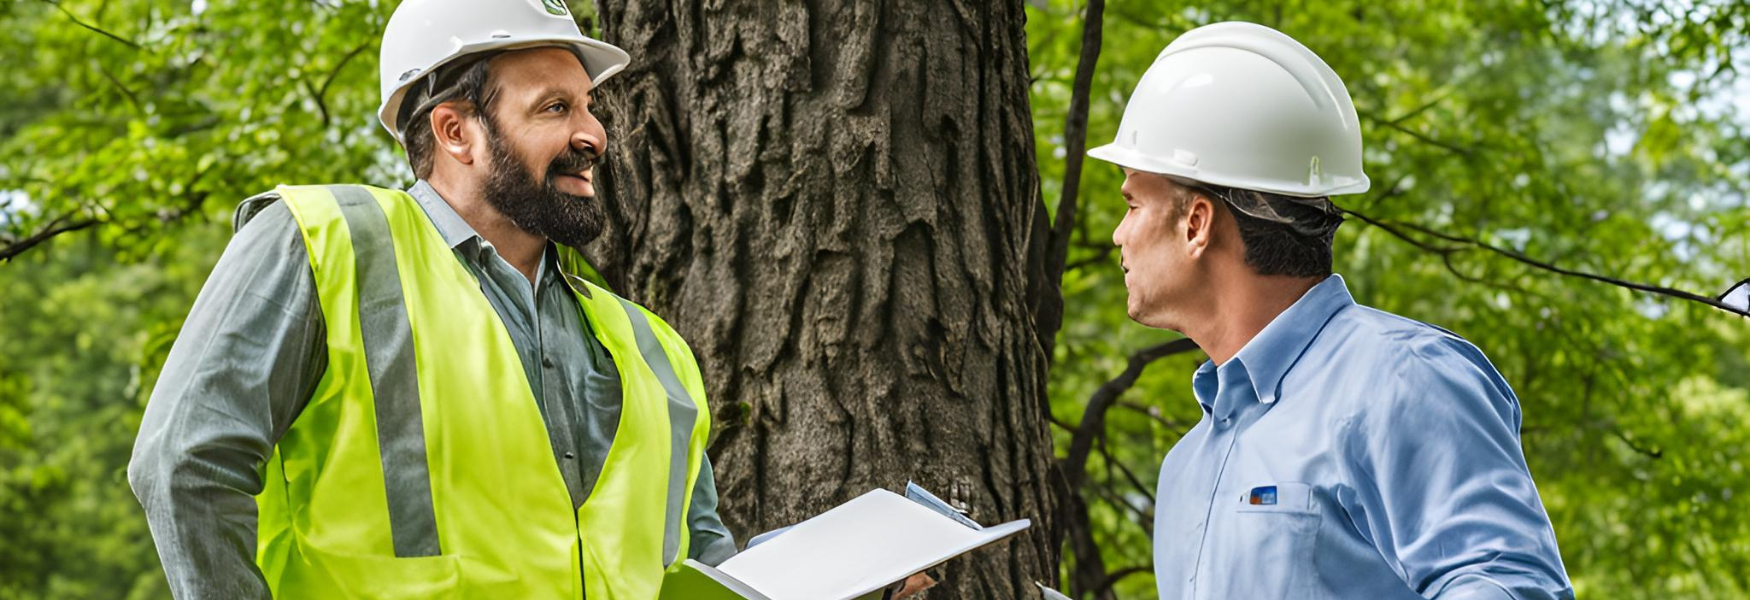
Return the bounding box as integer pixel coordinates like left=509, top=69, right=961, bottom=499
left=1088, top=22, right=1369, bottom=198
left=377, top=0, right=631, bottom=141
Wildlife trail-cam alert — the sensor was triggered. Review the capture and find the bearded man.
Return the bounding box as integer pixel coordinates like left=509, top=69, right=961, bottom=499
left=128, top=1, right=738, bottom=597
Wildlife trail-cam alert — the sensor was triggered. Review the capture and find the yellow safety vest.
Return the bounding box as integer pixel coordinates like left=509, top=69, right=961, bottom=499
left=254, top=184, right=712, bottom=599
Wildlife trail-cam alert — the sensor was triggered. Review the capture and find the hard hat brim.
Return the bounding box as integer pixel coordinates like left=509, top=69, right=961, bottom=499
left=1087, top=142, right=1370, bottom=198
left=378, top=36, right=631, bottom=142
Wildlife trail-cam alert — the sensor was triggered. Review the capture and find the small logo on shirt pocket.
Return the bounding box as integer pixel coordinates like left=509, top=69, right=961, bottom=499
left=1236, top=482, right=1316, bottom=514
left=1219, top=482, right=1322, bottom=596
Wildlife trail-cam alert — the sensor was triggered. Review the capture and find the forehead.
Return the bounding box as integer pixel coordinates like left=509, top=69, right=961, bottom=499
left=489, top=47, right=595, bottom=98
left=1121, top=169, right=1176, bottom=194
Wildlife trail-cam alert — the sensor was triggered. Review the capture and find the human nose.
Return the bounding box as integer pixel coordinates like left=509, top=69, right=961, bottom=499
left=573, top=110, right=606, bottom=158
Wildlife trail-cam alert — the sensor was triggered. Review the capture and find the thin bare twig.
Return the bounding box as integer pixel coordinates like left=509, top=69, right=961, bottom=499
left=1093, top=436, right=1155, bottom=507
left=1610, top=427, right=1664, bottom=459
left=1064, top=338, right=1200, bottom=491
left=42, top=0, right=140, bottom=49
left=0, top=213, right=102, bottom=262
left=1117, top=399, right=1182, bottom=430
left=1, top=167, right=212, bottom=262
left=1383, top=94, right=1450, bottom=126
left=1341, top=205, right=1750, bottom=318
left=1086, top=473, right=1152, bottom=529
left=308, top=42, right=372, bottom=128
left=1065, top=243, right=1116, bottom=272
left=96, top=62, right=141, bottom=111
left=1360, top=110, right=1476, bottom=156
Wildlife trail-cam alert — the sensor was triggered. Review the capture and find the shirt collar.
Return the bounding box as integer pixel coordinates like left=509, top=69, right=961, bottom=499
left=407, top=180, right=561, bottom=287
left=408, top=180, right=477, bottom=250
left=1217, top=274, right=1355, bottom=406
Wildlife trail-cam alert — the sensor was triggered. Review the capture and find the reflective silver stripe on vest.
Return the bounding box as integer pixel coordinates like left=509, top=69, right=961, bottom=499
left=330, top=185, right=443, bottom=558
left=616, top=298, right=699, bottom=566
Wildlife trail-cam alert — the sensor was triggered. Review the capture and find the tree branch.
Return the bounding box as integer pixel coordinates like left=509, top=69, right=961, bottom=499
left=1093, top=435, right=1155, bottom=508
left=0, top=212, right=101, bottom=262
left=1045, top=0, right=1105, bottom=282
left=1435, top=252, right=1560, bottom=304
left=42, top=0, right=140, bottom=50
left=1341, top=205, right=1750, bottom=317
left=1085, top=472, right=1152, bottom=531
left=1116, top=398, right=1183, bottom=431
left=1, top=167, right=213, bottom=263
left=1343, top=206, right=1462, bottom=256
left=1052, top=465, right=1115, bottom=600
left=1063, top=338, right=1199, bottom=491
left=1091, top=566, right=1152, bottom=599
left=1053, top=338, right=1196, bottom=600
left=1064, top=243, right=1116, bottom=273
left=308, top=42, right=372, bottom=128
left=95, top=61, right=141, bottom=112
left=1359, top=109, right=1477, bottom=156
left=1382, top=94, right=1450, bottom=127
left=1035, top=0, right=1106, bottom=360
left=1610, top=426, right=1664, bottom=459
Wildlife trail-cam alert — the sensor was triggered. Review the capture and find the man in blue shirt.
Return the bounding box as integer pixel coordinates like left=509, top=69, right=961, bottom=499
left=1086, top=22, right=1574, bottom=599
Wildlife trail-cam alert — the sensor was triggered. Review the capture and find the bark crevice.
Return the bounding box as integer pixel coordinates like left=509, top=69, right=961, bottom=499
left=592, top=0, right=1058, bottom=594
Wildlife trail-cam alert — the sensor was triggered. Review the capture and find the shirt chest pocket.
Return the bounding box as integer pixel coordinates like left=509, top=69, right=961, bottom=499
left=1202, top=482, right=1323, bottom=599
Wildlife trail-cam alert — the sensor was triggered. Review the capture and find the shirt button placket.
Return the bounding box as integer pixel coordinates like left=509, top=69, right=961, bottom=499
left=1191, top=414, right=1244, bottom=599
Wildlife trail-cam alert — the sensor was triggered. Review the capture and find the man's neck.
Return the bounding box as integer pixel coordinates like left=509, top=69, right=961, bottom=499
left=427, top=176, right=546, bottom=285
left=1184, top=274, right=1324, bottom=366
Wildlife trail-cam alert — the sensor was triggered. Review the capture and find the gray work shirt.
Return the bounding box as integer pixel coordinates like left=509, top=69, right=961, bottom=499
left=128, top=181, right=736, bottom=600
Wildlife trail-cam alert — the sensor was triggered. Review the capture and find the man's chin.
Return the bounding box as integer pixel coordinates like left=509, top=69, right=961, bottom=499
left=1126, top=298, right=1178, bottom=331
left=543, top=218, right=607, bottom=248
left=549, top=231, right=604, bottom=249
left=1127, top=305, right=1147, bottom=325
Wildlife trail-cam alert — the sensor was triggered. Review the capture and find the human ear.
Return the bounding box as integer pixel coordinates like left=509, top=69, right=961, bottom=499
left=1184, top=196, right=1216, bottom=258
left=430, top=103, right=477, bottom=166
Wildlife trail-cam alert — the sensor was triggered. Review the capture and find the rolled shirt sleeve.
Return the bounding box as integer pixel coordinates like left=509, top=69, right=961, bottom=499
left=127, top=197, right=323, bottom=600
left=687, top=456, right=739, bottom=566
left=1342, top=337, right=1573, bottom=600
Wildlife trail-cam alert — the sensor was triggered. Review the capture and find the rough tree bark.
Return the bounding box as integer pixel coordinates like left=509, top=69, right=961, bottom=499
left=586, top=0, right=1061, bottom=596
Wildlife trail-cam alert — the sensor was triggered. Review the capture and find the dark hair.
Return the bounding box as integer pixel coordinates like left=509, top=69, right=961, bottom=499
left=399, top=54, right=505, bottom=179
left=1180, top=183, right=1341, bottom=278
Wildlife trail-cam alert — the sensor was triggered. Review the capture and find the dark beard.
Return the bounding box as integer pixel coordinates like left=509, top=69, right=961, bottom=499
left=479, top=127, right=606, bottom=248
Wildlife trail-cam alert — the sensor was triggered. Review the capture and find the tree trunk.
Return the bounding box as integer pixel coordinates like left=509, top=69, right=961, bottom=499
left=587, top=0, right=1060, bottom=596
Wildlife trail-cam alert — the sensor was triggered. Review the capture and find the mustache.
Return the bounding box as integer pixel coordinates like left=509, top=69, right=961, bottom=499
left=547, top=146, right=602, bottom=179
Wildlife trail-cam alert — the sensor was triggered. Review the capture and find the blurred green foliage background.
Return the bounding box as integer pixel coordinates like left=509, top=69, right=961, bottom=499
left=1, top=0, right=1747, bottom=598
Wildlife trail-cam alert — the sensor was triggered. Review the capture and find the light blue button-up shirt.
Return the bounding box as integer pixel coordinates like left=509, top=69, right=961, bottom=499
left=1153, top=275, right=1573, bottom=600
